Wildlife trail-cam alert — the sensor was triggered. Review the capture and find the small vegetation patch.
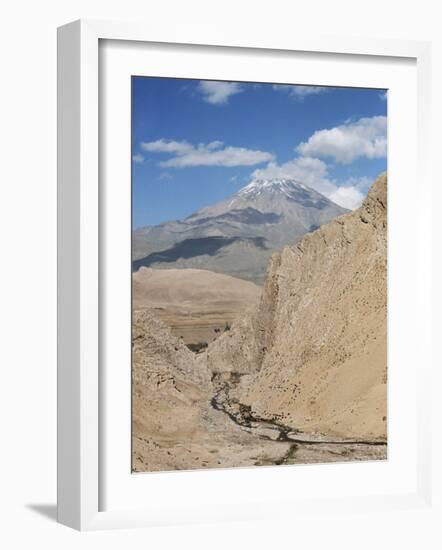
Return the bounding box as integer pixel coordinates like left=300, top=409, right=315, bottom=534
left=186, top=341, right=209, bottom=353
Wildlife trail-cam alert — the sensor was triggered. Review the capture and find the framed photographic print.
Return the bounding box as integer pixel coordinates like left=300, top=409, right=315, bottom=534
left=57, top=19, right=432, bottom=530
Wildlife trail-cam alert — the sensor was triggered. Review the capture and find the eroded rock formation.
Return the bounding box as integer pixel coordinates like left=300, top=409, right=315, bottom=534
left=206, top=173, right=387, bottom=441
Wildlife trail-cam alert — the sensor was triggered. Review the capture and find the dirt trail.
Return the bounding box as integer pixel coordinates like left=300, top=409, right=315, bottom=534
left=209, top=372, right=387, bottom=466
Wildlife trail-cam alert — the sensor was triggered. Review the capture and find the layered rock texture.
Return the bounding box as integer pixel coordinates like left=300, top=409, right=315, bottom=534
left=132, top=309, right=210, bottom=471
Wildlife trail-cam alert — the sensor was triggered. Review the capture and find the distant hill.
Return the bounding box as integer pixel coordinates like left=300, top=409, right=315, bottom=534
left=133, top=178, right=348, bottom=283
left=133, top=267, right=261, bottom=344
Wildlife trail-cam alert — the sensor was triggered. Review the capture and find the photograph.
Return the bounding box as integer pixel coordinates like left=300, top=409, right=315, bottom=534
left=131, top=77, right=388, bottom=472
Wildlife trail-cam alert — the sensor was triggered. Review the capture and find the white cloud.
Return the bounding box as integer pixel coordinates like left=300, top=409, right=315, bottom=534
left=296, top=115, right=387, bottom=164
left=158, top=172, right=173, bottom=181
left=197, top=81, right=243, bottom=105
left=379, top=90, right=388, bottom=101
left=142, top=139, right=274, bottom=168
left=327, top=186, right=365, bottom=210
left=329, top=175, right=372, bottom=209
left=141, top=139, right=193, bottom=154
left=252, top=156, right=368, bottom=210
left=205, top=140, right=224, bottom=150
left=161, top=146, right=274, bottom=168
left=273, top=84, right=326, bottom=99
left=340, top=175, right=372, bottom=193
left=132, top=153, right=144, bottom=163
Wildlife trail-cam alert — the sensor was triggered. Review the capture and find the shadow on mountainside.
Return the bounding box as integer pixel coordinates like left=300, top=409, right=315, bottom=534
left=132, top=236, right=268, bottom=271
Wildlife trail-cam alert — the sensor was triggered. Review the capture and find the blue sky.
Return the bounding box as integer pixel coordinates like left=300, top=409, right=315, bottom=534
left=132, top=77, right=387, bottom=228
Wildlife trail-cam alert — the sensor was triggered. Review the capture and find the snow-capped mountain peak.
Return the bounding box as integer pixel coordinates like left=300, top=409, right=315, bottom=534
left=187, top=176, right=345, bottom=222
left=238, top=178, right=309, bottom=197
left=133, top=175, right=349, bottom=283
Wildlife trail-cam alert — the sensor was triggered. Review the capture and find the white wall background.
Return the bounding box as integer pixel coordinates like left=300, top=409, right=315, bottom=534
left=0, top=1, right=440, bottom=547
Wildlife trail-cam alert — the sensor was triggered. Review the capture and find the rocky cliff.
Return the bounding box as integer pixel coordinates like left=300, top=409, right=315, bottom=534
left=206, top=173, right=387, bottom=441
left=132, top=309, right=211, bottom=471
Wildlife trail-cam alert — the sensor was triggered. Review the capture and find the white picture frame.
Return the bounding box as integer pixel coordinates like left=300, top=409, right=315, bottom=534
left=57, top=19, right=432, bottom=531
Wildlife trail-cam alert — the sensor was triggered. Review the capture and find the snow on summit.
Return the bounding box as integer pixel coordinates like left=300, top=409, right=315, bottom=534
left=238, top=178, right=309, bottom=197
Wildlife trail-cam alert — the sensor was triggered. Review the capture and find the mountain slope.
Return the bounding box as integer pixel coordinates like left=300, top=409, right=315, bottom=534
left=205, top=173, right=387, bottom=441
left=133, top=178, right=348, bottom=283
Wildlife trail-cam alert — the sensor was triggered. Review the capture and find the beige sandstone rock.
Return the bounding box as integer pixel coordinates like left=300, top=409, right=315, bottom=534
left=227, top=173, right=388, bottom=440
